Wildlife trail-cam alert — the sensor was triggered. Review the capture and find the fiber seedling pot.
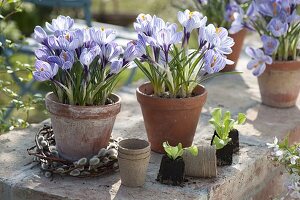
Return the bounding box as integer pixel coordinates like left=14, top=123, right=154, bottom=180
left=118, top=139, right=150, bottom=187
left=258, top=60, right=300, bottom=108
left=136, top=83, right=207, bottom=153
left=182, top=146, right=217, bottom=178
left=157, top=155, right=185, bottom=186
left=222, top=29, right=247, bottom=72
left=45, top=92, right=121, bottom=161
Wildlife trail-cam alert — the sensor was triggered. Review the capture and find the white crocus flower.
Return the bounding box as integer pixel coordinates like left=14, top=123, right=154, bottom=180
left=290, top=156, right=299, bottom=165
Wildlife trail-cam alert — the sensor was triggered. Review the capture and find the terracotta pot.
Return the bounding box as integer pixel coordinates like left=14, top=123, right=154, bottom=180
left=118, top=139, right=150, bottom=187
left=258, top=60, right=300, bottom=108
left=136, top=83, right=207, bottom=153
left=222, top=29, right=247, bottom=72
left=45, top=92, right=121, bottom=161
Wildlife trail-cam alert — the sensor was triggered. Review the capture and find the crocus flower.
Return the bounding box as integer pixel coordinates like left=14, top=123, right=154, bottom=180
left=90, top=27, right=116, bottom=45
left=267, top=18, right=288, bottom=37
left=34, top=26, right=47, bottom=43
left=261, top=35, right=279, bottom=55
left=46, top=15, right=74, bottom=36
left=203, top=49, right=227, bottom=74
left=177, top=10, right=207, bottom=33
left=123, top=42, right=139, bottom=63
left=33, top=60, right=58, bottom=81
left=111, top=59, right=124, bottom=74
left=47, top=50, right=75, bottom=70
left=156, top=27, right=183, bottom=53
left=80, top=46, right=101, bottom=67
left=245, top=47, right=272, bottom=76
left=205, top=24, right=235, bottom=55
left=35, top=46, right=52, bottom=61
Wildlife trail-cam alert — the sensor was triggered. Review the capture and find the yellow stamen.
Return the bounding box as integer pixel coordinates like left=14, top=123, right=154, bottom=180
left=141, top=14, right=146, bottom=20
left=273, top=2, right=277, bottom=15
left=65, top=33, right=70, bottom=41
left=101, top=27, right=105, bottom=31
left=216, top=27, right=222, bottom=34
left=189, top=11, right=195, bottom=19
left=40, top=67, right=44, bottom=71
left=63, top=52, right=67, bottom=61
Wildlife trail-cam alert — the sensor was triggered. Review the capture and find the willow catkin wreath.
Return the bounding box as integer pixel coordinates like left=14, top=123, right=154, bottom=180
left=27, top=125, right=120, bottom=178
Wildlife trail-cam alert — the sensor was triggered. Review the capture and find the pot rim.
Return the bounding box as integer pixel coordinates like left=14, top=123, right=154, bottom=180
left=45, top=92, right=121, bottom=119
left=136, top=82, right=207, bottom=101
left=266, top=60, right=300, bottom=71
left=118, top=139, right=150, bottom=155
left=45, top=92, right=121, bottom=108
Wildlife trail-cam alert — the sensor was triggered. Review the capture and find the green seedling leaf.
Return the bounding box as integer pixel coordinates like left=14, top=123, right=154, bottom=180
left=237, top=113, right=247, bottom=125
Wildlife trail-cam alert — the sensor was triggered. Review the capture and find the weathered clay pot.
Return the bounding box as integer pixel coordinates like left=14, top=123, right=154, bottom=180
left=222, top=29, right=247, bottom=72
left=136, top=83, right=207, bottom=153
left=258, top=61, right=300, bottom=108
left=118, top=139, right=150, bottom=187
left=45, top=92, right=121, bottom=161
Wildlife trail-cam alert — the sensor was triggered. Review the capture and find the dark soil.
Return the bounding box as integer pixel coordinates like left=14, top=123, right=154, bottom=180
left=215, top=142, right=234, bottom=166
left=156, top=155, right=185, bottom=186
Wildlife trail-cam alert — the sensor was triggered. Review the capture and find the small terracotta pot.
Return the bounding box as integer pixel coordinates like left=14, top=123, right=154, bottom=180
left=258, top=60, right=300, bottom=108
left=136, top=83, right=207, bottom=153
left=222, top=29, right=247, bottom=72
left=45, top=92, right=121, bottom=161
left=118, top=139, right=150, bottom=187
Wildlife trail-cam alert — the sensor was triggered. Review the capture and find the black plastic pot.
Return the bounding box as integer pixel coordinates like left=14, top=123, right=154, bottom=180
left=156, top=155, right=185, bottom=186
left=211, top=130, right=236, bottom=166
left=211, top=129, right=240, bottom=153
left=229, top=129, right=239, bottom=153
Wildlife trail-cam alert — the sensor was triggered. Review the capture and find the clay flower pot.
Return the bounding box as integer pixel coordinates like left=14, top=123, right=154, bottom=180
left=157, top=155, right=185, bottom=186
left=118, top=139, right=151, bottom=187
left=136, top=83, right=207, bottom=153
left=258, top=60, right=300, bottom=108
left=45, top=92, right=121, bottom=161
left=222, top=29, right=247, bottom=72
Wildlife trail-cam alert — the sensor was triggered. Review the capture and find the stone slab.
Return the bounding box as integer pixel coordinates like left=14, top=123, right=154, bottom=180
left=1, top=35, right=300, bottom=199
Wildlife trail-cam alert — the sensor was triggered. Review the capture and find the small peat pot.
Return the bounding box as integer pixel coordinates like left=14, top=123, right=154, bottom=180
left=182, top=146, right=217, bottom=178
left=118, top=139, right=150, bottom=187
left=157, top=155, right=185, bottom=186
left=211, top=134, right=234, bottom=166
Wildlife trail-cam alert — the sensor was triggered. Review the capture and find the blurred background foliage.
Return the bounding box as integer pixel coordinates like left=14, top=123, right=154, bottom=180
left=0, top=0, right=187, bottom=133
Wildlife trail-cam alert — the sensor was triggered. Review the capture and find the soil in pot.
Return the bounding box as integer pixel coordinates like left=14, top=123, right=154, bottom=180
left=157, top=155, right=185, bottom=186
left=215, top=142, right=234, bottom=166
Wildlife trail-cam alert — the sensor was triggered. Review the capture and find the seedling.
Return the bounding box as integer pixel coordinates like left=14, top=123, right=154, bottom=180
left=163, top=142, right=198, bottom=160
left=209, top=108, right=246, bottom=150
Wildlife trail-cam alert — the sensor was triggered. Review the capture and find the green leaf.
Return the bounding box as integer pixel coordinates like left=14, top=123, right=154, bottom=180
left=237, top=113, right=246, bottom=125
left=211, top=108, right=222, bottom=124
left=188, top=145, right=198, bottom=156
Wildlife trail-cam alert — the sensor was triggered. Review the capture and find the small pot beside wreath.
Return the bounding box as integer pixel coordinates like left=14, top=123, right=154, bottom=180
left=209, top=108, right=246, bottom=166
left=157, top=142, right=198, bottom=186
